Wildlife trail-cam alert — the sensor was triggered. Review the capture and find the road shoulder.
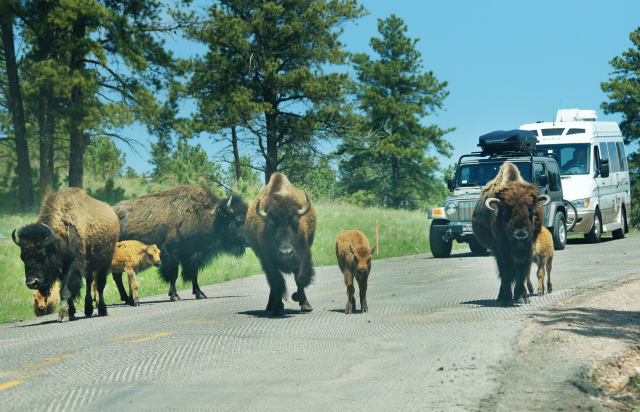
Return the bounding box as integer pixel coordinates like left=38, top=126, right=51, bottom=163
left=478, top=274, right=640, bottom=411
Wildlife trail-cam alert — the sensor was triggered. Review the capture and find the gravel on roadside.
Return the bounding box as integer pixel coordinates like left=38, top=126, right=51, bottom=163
left=478, top=274, right=640, bottom=411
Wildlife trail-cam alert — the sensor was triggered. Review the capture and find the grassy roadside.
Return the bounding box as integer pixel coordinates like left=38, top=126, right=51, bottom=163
left=0, top=202, right=465, bottom=324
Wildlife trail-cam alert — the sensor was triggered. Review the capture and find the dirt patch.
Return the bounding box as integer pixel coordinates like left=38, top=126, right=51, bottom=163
left=479, top=274, right=640, bottom=411
left=591, top=347, right=640, bottom=411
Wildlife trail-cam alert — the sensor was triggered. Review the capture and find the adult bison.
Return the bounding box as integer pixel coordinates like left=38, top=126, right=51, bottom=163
left=12, top=188, right=119, bottom=322
left=246, top=173, right=315, bottom=316
left=113, top=185, right=248, bottom=301
left=471, top=162, right=550, bottom=305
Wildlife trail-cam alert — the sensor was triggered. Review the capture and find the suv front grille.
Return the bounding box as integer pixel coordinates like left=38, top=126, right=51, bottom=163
left=458, top=201, right=476, bottom=221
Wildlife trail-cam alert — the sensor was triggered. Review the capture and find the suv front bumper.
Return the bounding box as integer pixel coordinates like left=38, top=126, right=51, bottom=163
left=430, top=221, right=475, bottom=242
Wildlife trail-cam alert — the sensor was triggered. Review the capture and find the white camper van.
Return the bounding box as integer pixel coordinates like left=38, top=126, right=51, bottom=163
left=520, top=109, right=630, bottom=243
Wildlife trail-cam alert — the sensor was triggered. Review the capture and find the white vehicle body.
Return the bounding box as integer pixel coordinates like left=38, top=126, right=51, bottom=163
left=520, top=109, right=630, bottom=239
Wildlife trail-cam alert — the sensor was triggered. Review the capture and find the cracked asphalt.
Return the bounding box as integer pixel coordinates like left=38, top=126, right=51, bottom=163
left=1, top=235, right=638, bottom=411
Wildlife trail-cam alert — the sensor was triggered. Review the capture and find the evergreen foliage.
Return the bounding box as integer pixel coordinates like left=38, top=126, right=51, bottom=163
left=338, top=15, right=453, bottom=209
left=178, top=0, right=367, bottom=183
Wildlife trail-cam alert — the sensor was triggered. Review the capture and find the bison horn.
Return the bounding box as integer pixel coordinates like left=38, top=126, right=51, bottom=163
left=256, top=199, right=268, bottom=219
left=538, top=195, right=551, bottom=206
left=485, top=197, right=501, bottom=211
left=226, top=196, right=234, bottom=214
left=12, top=229, right=20, bottom=246
left=41, top=223, right=55, bottom=246
left=349, top=245, right=355, bottom=255
left=297, top=189, right=311, bottom=216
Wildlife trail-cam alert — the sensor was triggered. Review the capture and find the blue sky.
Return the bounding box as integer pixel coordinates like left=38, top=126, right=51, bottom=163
left=118, top=0, right=640, bottom=175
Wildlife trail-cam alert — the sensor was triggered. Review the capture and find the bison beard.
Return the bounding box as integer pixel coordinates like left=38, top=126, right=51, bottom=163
left=13, top=188, right=119, bottom=322
left=246, top=173, right=316, bottom=317
left=113, top=185, right=248, bottom=302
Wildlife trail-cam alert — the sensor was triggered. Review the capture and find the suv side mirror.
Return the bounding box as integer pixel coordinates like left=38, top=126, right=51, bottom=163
left=538, top=174, right=549, bottom=187
left=447, top=179, right=454, bottom=191
left=599, top=158, right=610, bottom=178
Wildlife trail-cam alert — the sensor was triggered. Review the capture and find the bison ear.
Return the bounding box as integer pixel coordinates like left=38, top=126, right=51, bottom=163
left=537, top=195, right=551, bottom=206
left=485, top=198, right=502, bottom=211
left=370, top=246, right=375, bottom=255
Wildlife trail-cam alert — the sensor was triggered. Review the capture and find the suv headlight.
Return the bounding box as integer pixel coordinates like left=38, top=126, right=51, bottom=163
left=445, top=202, right=457, bottom=215
left=571, top=198, right=590, bottom=210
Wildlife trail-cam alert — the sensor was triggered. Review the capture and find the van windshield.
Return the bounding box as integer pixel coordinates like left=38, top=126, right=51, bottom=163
left=456, top=162, right=532, bottom=187
left=537, top=144, right=590, bottom=175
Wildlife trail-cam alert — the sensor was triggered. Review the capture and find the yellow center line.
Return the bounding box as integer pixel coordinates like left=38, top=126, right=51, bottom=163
left=182, top=318, right=221, bottom=324
left=133, top=333, right=171, bottom=343
left=0, top=380, right=23, bottom=392
left=108, top=334, right=148, bottom=342
left=23, top=354, right=73, bottom=369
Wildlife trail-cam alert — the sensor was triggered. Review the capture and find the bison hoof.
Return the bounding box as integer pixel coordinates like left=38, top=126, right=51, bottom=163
left=300, top=300, right=313, bottom=312
left=362, top=307, right=368, bottom=313
left=132, top=300, right=139, bottom=307
left=57, top=316, right=69, bottom=323
left=170, top=294, right=181, bottom=302
left=538, top=289, right=545, bottom=296
left=98, top=308, right=108, bottom=316
left=194, top=291, right=207, bottom=299
left=271, top=309, right=285, bottom=317
left=84, top=306, right=93, bottom=317
left=497, top=299, right=513, bottom=307
left=345, top=308, right=352, bottom=314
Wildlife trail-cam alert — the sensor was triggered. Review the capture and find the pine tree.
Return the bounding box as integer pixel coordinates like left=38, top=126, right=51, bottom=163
left=339, top=15, right=454, bottom=208
left=179, top=0, right=366, bottom=183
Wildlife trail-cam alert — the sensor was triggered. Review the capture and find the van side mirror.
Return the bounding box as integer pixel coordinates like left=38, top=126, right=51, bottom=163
left=447, top=179, right=454, bottom=191
left=599, top=158, right=610, bottom=178
left=538, top=174, right=549, bottom=187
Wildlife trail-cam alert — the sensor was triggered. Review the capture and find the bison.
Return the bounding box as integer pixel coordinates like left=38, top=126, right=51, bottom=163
left=33, top=282, right=60, bottom=317
left=92, top=241, right=162, bottom=307
left=12, top=188, right=120, bottom=322
left=471, top=162, right=550, bottom=305
left=526, top=226, right=553, bottom=296
left=113, top=185, right=248, bottom=301
left=335, top=230, right=375, bottom=314
left=246, top=173, right=315, bottom=316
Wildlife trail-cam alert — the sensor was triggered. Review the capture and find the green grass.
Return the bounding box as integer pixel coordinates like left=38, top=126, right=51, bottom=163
left=0, top=200, right=466, bottom=324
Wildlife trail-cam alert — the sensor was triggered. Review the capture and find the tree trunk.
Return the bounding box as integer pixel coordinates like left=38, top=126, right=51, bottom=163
left=391, top=156, right=399, bottom=208
left=36, top=1, right=55, bottom=198
left=68, top=17, right=87, bottom=188
left=231, top=125, right=241, bottom=182
left=264, top=112, right=278, bottom=184
left=0, top=11, right=34, bottom=211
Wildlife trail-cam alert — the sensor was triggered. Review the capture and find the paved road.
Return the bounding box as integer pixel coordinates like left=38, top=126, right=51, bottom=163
left=1, top=236, right=639, bottom=411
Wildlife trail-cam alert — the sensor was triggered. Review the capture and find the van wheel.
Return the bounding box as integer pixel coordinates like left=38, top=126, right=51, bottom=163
left=468, top=238, right=489, bottom=255
left=552, top=212, right=567, bottom=250
left=612, top=207, right=626, bottom=239
left=429, top=224, right=452, bottom=258
left=585, top=210, right=602, bottom=243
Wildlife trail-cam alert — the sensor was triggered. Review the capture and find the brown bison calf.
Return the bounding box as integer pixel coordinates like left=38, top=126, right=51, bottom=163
left=336, top=230, right=375, bottom=314
left=33, top=282, right=60, bottom=317
left=93, top=241, right=162, bottom=306
left=526, top=226, right=553, bottom=296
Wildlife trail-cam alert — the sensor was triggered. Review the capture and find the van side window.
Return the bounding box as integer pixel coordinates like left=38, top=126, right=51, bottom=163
left=534, top=163, right=545, bottom=186
left=547, top=162, right=561, bottom=192
left=616, top=142, right=628, bottom=172
left=541, top=128, right=565, bottom=136
left=607, top=142, right=620, bottom=172
left=566, top=128, right=585, bottom=135
left=598, top=142, right=609, bottom=164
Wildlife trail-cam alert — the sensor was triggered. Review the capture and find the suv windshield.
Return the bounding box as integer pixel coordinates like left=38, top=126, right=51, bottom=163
left=456, top=162, right=532, bottom=187
left=537, top=144, right=590, bottom=175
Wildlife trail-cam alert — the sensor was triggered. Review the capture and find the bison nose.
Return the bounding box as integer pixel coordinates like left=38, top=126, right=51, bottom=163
left=155, top=261, right=162, bottom=268
left=358, top=268, right=368, bottom=275
left=25, top=279, right=38, bottom=289
left=513, top=232, right=529, bottom=241
left=279, top=247, right=295, bottom=257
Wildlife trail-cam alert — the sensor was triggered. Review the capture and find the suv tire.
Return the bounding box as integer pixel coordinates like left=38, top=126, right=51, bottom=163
left=429, top=224, right=452, bottom=258
left=612, top=207, right=626, bottom=239
left=468, top=238, right=489, bottom=255
left=552, top=212, right=567, bottom=250
left=585, top=210, right=602, bottom=243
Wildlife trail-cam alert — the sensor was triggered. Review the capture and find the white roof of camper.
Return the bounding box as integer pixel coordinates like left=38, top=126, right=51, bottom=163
left=520, top=109, right=622, bottom=140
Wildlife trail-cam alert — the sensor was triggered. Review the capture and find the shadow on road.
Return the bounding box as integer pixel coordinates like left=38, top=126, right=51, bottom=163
left=238, top=309, right=309, bottom=318
left=460, top=299, right=527, bottom=308
left=535, top=307, right=640, bottom=345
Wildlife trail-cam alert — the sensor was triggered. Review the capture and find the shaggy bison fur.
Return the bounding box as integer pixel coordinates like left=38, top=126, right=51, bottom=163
left=113, top=185, right=248, bottom=301
left=246, top=173, right=316, bottom=316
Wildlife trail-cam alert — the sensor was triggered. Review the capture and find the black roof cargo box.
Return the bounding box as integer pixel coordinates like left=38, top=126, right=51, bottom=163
left=478, top=129, right=538, bottom=154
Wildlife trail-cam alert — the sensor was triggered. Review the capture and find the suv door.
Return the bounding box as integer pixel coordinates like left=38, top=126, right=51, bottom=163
left=598, top=142, right=615, bottom=224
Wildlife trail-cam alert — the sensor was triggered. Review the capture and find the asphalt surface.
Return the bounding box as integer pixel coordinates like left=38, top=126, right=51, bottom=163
left=1, top=236, right=639, bottom=411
